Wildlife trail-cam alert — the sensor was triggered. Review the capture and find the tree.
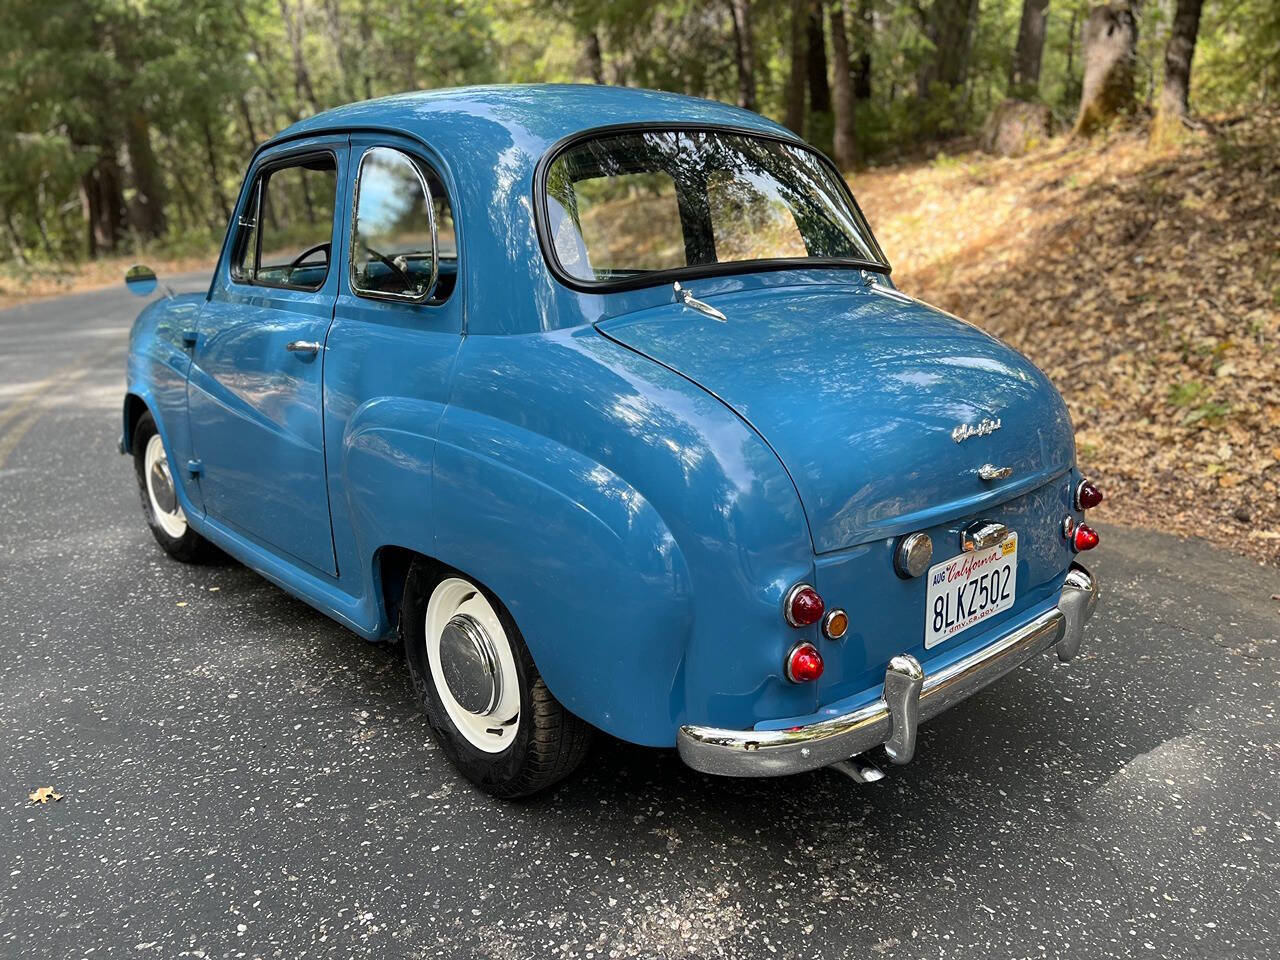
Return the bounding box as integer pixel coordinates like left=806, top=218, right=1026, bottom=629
left=1009, top=0, right=1051, bottom=97
left=1073, top=2, right=1140, bottom=136
left=785, top=0, right=809, bottom=134
left=917, top=0, right=982, bottom=96
left=1152, top=0, right=1205, bottom=142
left=828, top=0, right=859, bottom=169
left=851, top=0, right=873, bottom=102
left=726, top=0, right=757, bottom=110
left=582, top=30, right=606, bottom=83
left=807, top=1, right=831, bottom=114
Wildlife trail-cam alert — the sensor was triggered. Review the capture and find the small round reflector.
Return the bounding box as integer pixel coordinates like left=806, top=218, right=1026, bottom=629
left=786, top=642, right=824, bottom=683
left=1076, top=480, right=1104, bottom=510
left=1073, top=523, right=1099, bottom=552
left=823, top=608, right=849, bottom=640
left=784, top=583, right=825, bottom=627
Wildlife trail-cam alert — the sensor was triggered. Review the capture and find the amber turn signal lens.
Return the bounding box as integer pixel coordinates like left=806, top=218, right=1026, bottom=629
left=786, top=642, right=824, bottom=683
left=1076, top=480, right=1104, bottom=510
left=785, top=584, right=825, bottom=627
left=823, top=609, right=849, bottom=640
left=1072, top=523, right=1099, bottom=552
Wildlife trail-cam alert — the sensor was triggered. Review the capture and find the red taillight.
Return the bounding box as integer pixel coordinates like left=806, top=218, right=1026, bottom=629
left=786, top=642, right=824, bottom=683
left=1073, top=523, right=1099, bottom=552
left=1076, top=480, right=1104, bottom=510
left=784, top=583, right=825, bottom=627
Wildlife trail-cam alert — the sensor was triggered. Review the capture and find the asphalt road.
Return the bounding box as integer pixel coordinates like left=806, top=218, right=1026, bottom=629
left=1, top=275, right=1278, bottom=960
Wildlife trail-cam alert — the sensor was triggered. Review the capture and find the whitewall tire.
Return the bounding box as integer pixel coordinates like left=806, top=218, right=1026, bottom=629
left=131, top=411, right=216, bottom=564
left=402, top=560, right=592, bottom=797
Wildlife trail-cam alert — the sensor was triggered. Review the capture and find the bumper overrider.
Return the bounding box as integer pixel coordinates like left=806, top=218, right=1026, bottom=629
left=677, top=562, right=1099, bottom=777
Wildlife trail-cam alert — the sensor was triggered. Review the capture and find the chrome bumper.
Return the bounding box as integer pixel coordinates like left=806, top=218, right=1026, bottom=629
left=677, top=562, right=1099, bottom=778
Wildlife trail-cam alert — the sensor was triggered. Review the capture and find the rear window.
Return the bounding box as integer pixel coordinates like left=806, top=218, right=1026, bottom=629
left=541, top=129, right=887, bottom=287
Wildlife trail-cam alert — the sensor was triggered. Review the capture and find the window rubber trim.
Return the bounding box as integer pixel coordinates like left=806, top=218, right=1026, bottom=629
left=230, top=148, right=339, bottom=295
left=531, top=121, right=892, bottom=296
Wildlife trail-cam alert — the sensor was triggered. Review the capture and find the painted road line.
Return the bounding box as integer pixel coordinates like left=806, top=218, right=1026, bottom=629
left=0, top=366, right=94, bottom=469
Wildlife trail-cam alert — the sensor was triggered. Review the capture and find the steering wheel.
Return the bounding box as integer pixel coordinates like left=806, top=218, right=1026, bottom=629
left=286, top=242, right=330, bottom=281
left=362, top=245, right=416, bottom=291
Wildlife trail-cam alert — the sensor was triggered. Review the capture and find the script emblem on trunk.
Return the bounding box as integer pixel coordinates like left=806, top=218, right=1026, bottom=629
left=951, top=417, right=1002, bottom=443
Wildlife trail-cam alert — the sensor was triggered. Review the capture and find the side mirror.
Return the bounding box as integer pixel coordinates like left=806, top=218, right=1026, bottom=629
left=125, top=264, right=158, bottom=297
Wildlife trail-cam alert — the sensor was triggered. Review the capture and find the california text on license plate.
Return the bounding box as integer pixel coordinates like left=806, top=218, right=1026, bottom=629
left=924, top=533, right=1018, bottom=649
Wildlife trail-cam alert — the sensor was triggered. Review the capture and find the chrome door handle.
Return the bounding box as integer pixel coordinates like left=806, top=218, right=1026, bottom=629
left=286, top=340, right=322, bottom=356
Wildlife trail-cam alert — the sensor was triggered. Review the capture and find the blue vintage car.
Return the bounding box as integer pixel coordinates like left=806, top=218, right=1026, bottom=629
left=123, top=85, right=1101, bottom=796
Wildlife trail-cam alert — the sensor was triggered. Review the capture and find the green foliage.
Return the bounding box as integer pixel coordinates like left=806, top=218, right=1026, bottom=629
left=0, top=0, right=1274, bottom=266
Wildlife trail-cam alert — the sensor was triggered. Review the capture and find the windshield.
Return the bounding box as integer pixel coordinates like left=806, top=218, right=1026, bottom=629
left=542, top=128, right=888, bottom=286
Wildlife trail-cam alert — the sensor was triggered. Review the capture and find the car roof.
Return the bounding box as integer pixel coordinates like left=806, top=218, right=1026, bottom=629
left=261, top=85, right=810, bottom=336
left=268, top=84, right=798, bottom=157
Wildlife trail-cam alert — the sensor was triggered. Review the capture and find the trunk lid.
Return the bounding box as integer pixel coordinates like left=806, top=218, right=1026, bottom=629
left=596, top=282, right=1075, bottom=553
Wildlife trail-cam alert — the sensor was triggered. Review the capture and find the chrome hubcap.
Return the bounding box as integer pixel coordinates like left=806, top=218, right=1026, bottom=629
left=144, top=433, right=188, bottom=539
left=424, top=578, right=521, bottom=753
left=149, top=455, right=177, bottom=515
left=438, top=613, right=502, bottom=716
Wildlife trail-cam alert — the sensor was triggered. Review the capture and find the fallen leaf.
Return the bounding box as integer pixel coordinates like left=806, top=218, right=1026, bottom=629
left=176, top=601, right=187, bottom=607
left=28, top=786, right=62, bottom=804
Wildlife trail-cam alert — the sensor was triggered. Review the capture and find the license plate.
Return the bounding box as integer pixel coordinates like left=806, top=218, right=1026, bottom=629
left=924, top=533, right=1018, bottom=649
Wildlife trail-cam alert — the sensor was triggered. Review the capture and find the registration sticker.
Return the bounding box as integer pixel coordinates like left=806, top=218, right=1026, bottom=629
left=924, top=533, right=1017, bottom=649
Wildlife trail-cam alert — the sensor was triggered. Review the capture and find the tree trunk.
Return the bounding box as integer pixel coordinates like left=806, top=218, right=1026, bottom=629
left=1009, top=0, right=1051, bottom=96
left=202, top=123, right=231, bottom=224
left=79, top=146, right=128, bottom=257
left=322, top=0, right=357, bottom=103
left=583, top=30, right=605, bottom=84
left=785, top=0, right=808, bottom=134
left=726, top=0, right=757, bottom=110
left=279, top=0, right=323, bottom=114
left=917, top=0, right=981, bottom=97
left=125, top=111, right=168, bottom=239
left=233, top=0, right=301, bottom=124
left=358, top=0, right=375, bottom=99
left=828, top=1, right=858, bottom=170
left=239, top=95, right=260, bottom=150
left=1154, top=0, right=1203, bottom=134
left=807, top=1, right=831, bottom=114
left=1073, top=2, right=1139, bottom=136
left=852, top=0, right=873, bottom=101
left=3, top=205, right=27, bottom=265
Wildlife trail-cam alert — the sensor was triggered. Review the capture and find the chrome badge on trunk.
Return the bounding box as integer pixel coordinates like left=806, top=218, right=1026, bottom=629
left=951, top=417, right=1002, bottom=443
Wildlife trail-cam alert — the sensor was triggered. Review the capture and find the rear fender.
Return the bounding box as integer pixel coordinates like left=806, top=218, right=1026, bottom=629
left=432, top=406, right=694, bottom=746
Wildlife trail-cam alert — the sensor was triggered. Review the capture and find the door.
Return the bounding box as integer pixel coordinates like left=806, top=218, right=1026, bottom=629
left=187, top=139, right=347, bottom=575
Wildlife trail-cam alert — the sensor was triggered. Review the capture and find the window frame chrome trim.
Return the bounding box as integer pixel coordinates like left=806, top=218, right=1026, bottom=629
left=348, top=145, right=439, bottom=305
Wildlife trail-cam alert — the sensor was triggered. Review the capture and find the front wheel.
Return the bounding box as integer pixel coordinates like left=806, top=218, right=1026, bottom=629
left=402, top=560, right=592, bottom=797
left=131, top=411, right=216, bottom=563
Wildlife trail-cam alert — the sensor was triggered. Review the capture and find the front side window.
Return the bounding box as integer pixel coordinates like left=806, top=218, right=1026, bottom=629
left=351, top=146, right=455, bottom=303
left=542, top=129, right=888, bottom=286
left=233, top=154, right=337, bottom=291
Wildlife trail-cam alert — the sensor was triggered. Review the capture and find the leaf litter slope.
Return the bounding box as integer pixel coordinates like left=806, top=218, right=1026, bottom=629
left=857, top=112, right=1280, bottom=565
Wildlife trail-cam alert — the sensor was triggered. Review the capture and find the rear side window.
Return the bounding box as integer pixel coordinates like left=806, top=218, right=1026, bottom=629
left=350, top=146, right=456, bottom=304
left=233, top=154, right=337, bottom=291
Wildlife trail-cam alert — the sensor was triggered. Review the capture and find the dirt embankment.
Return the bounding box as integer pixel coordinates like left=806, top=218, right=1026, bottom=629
left=856, top=113, right=1280, bottom=565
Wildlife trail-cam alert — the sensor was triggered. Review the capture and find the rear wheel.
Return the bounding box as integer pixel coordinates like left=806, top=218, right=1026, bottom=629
left=132, top=411, right=216, bottom=563
left=402, top=560, right=592, bottom=797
